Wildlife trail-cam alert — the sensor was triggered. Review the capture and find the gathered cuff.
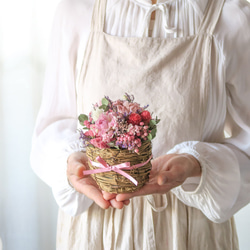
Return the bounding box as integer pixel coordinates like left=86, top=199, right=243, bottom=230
left=168, top=141, right=241, bottom=223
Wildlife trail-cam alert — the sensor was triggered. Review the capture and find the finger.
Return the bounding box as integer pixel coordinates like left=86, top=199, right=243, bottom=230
left=102, top=192, right=130, bottom=206
left=67, top=164, right=86, bottom=179
left=110, top=199, right=125, bottom=209
left=102, top=191, right=117, bottom=201
left=77, top=165, right=87, bottom=178
left=67, top=152, right=89, bottom=178
left=116, top=193, right=137, bottom=202
left=123, top=199, right=130, bottom=206
left=116, top=184, right=154, bottom=201
left=157, top=172, right=168, bottom=185
left=157, top=169, right=185, bottom=188
left=82, top=184, right=111, bottom=209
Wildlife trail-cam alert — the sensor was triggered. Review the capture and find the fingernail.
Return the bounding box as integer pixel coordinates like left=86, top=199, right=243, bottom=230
left=159, top=176, right=167, bottom=185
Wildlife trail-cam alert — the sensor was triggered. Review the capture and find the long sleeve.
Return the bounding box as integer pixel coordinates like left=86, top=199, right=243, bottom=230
left=31, top=0, right=250, bottom=219
left=30, top=0, right=94, bottom=215
left=170, top=0, right=250, bottom=223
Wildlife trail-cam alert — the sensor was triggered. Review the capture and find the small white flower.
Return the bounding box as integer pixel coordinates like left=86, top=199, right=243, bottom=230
left=92, top=108, right=104, bottom=122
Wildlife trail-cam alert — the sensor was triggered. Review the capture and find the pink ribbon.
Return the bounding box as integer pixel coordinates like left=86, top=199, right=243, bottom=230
left=83, top=155, right=152, bottom=186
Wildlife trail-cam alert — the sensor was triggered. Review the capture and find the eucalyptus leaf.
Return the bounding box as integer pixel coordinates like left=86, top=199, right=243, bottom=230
left=107, top=142, right=115, bottom=147
left=107, top=142, right=119, bottom=149
left=150, top=119, right=157, bottom=127
left=147, top=133, right=153, bottom=141
left=78, top=114, right=88, bottom=125
left=150, top=128, right=157, bottom=139
left=102, top=98, right=109, bottom=106
left=99, top=104, right=109, bottom=112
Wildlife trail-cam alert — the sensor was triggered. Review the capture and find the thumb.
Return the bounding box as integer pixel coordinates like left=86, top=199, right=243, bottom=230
left=76, top=164, right=87, bottom=178
left=157, top=171, right=169, bottom=185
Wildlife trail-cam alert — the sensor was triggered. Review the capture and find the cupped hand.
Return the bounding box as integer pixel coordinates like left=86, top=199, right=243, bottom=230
left=116, top=153, right=201, bottom=202
left=67, top=151, right=129, bottom=209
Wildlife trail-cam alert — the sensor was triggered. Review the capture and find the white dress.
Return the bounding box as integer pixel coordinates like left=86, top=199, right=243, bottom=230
left=30, top=0, right=250, bottom=249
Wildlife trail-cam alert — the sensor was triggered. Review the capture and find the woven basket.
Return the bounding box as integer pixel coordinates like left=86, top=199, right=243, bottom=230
left=86, top=141, right=152, bottom=193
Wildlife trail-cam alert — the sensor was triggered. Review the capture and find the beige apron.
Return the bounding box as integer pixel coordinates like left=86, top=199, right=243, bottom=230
left=57, top=0, right=239, bottom=249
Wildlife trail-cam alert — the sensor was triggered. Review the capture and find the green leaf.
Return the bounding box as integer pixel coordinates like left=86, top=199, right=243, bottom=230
left=107, top=142, right=115, bottom=147
left=107, top=142, right=119, bottom=149
left=155, top=117, right=161, bottom=124
left=147, top=133, right=153, bottom=141
left=148, top=128, right=157, bottom=141
left=99, top=104, right=109, bottom=112
left=78, top=114, right=88, bottom=125
left=102, top=98, right=109, bottom=106
left=150, top=120, right=157, bottom=126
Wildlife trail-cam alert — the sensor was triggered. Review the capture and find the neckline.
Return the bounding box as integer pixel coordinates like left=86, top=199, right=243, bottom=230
left=101, top=0, right=210, bottom=41
left=131, top=0, right=208, bottom=13
left=93, top=0, right=224, bottom=41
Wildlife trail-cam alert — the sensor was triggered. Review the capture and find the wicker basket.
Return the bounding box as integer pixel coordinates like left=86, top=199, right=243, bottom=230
left=86, top=141, right=152, bottom=193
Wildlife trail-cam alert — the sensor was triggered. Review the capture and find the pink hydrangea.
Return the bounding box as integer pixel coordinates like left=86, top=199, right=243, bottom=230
left=95, top=113, right=117, bottom=137
left=95, top=114, right=110, bottom=132
left=101, top=131, right=114, bottom=144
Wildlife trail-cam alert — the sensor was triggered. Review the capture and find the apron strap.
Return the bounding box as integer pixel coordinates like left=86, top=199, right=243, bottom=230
left=198, top=0, right=225, bottom=35
left=90, top=0, right=107, bottom=32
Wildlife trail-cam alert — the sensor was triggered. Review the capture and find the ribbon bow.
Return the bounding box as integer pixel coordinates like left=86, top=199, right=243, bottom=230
left=134, top=0, right=176, bottom=37
left=83, top=155, right=152, bottom=186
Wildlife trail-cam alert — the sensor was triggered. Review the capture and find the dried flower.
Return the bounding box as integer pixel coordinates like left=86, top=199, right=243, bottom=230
left=78, top=94, right=160, bottom=153
left=127, top=113, right=142, bottom=126
left=92, top=108, right=104, bottom=122
left=140, top=110, right=152, bottom=124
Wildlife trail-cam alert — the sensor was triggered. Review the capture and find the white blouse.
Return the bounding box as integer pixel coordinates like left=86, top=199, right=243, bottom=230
left=30, top=0, right=250, bottom=221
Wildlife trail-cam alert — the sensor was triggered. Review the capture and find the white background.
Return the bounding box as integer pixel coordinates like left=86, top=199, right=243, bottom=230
left=0, top=0, right=249, bottom=249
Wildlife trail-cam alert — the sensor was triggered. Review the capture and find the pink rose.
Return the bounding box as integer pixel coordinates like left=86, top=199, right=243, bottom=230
left=123, top=101, right=141, bottom=113
left=90, top=124, right=99, bottom=136
left=90, top=137, right=109, bottom=149
left=116, top=104, right=129, bottom=115
left=84, top=130, right=94, bottom=137
left=84, top=120, right=91, bottom=128
left=113, top=100, right=124, bottom=106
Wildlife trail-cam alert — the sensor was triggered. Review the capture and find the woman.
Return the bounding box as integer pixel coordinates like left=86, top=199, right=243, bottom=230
left=31, top=0, right=250, bottom=249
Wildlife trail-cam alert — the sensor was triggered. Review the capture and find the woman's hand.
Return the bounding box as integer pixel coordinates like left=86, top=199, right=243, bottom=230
left=67, top=152, right=130, bottom=209
left=114, top=153, right=201, bottom=202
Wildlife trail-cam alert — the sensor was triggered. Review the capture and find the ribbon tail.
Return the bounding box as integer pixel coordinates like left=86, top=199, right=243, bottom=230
left=128, top=155, right=153, bottom=170
left=115, top=169, right=138, bottom=186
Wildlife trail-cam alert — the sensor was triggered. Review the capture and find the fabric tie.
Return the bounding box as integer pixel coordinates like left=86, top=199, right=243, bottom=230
left=135, top=0, right=176, bottom=36
left=84, top=155, right=152, bottom=186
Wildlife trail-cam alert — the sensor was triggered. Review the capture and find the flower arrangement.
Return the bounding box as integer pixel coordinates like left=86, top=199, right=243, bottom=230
left=78, top=93, right=160, bottom=154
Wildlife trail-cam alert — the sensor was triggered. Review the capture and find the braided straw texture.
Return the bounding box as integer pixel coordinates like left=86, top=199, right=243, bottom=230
left=86, top=141, right=152, bottom=193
